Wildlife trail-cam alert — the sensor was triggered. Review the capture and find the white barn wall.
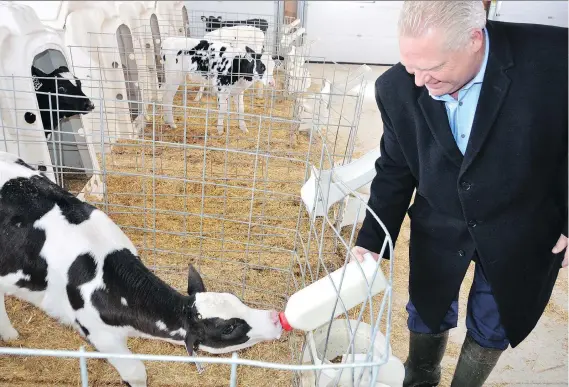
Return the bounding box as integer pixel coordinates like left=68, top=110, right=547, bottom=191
left=304, top=1, right=403, bottom=65
left=489, top=1, right=568, bottom=28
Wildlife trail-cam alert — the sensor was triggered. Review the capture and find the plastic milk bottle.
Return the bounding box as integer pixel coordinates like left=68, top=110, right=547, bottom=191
left=279, top=253, right=387, bottom=331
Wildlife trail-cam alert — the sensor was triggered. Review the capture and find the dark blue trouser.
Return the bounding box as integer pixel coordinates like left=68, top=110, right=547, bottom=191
left=406, top=260, right=510, bottom=350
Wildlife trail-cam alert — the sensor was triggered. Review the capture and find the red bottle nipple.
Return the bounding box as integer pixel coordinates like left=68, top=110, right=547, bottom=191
left=278, top=312, right=292, bottom=331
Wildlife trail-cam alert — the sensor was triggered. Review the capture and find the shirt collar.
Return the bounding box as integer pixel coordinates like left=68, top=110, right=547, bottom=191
left=430, top=27, right=490, bottom=101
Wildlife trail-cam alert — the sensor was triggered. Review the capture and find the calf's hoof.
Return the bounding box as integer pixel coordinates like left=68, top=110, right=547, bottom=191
left=122, top=376, right=147, bottom=387
left=0, top=326, right=19, bottom=341
left=123, top=382, right=146, bottom=387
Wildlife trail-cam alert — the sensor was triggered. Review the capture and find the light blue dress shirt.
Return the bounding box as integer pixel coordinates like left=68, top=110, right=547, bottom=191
left=430, top=28, right=490, bottom=155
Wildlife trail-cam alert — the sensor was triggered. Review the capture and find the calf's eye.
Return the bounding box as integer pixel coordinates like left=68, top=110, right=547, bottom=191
left=222, top=324, right=235, bottom=335
left=58, top=87, right=66, bottom=93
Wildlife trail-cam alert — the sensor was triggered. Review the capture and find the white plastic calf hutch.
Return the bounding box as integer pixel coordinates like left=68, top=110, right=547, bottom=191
left=0, top=2, right=102, bottom=200
left=23, top=0, right=145, bottom=152
left=67, top=1, right=145, bottom=144
left=155, top=0, right=187, bottom=37
left=115, top=1, right=163, bottom=103
left=132, top=1, right=166, bottom=100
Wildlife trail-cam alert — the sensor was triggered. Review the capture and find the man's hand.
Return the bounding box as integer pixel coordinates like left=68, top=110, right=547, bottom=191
left=552, top=234, right=568, bottom=268
left=350, top=246, right=380, bottom=263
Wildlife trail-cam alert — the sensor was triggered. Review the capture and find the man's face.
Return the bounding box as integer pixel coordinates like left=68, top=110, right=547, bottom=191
left=399, top=28, right=485, bottom=97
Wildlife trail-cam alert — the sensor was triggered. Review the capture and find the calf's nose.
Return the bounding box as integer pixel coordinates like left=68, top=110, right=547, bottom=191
left=85, top=100, right=95, bottom=111
left=270, top=310, right=280, bottom=326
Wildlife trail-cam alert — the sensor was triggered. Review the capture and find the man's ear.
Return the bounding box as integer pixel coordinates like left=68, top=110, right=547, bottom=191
left=187, top=264, right=206, bottom=296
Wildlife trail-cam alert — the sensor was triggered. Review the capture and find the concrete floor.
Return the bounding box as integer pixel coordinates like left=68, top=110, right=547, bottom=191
left=306, top=63, right=569, bottom=386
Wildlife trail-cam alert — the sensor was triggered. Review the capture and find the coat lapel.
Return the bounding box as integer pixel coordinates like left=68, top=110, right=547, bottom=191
left=418, top=92, right=464, bottom=168
left=460, top=21, right=514, bottom=175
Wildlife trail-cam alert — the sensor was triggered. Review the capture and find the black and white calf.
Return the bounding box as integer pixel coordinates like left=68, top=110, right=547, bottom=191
left=160, top=37, right=272, bottom=134
left=198, top=26, right=284, bottom=100
left=0, top=151, right=282, bottom=387
left=201, top=16, right=269, bottom=33
left=31, top=65, right=95, bottom=138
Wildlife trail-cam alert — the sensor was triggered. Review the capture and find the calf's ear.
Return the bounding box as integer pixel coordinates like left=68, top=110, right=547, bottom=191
left=31, top=66, right=47, bottom=78
left=187, top=264, right=206, bottom=296
left=56, top=65, right=70, bottom=73
left=184, top=331, right=200, bottom=356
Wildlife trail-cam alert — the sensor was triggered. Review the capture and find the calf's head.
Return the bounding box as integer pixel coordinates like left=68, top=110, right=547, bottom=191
left=31, top=65, right=95, bottom=125
left=239, top=47, right=285, bottom=87
left=201, top=15, right=223, bottom=31
left=260, top=54, right=284, bottom=88
left=184, top=265, right=282, bottom=355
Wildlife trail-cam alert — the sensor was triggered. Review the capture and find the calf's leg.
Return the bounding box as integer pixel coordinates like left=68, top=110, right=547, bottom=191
left=217, top=90, right=230, bottom=135
left=195, top=84, right=205, bottom=102
left=89, top=331, right=147, bottom=387
left=0, top=293, right=18, bottom=341
left=194, top=76, right=206, bottom=102
left=237, top=92, right=248, bottom=133
left=255, top=80, right=264, bottom=98
left=161, top=71, right=184, bottom=129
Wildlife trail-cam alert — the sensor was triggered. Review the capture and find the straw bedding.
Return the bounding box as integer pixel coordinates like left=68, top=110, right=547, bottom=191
left=0, top=75, right=566, bottom=387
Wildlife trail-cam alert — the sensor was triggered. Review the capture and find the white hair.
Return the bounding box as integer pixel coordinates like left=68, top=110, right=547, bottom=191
left=398, top=1, right=487, bottom=51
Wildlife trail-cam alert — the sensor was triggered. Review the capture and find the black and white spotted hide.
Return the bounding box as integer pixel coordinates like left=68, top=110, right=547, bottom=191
left=201, top=15, right=269, bottom=33
left=31, top=65, right=95, bottom=138
left=160, top=38, right=268, bottom=134
left=0, top=151, right=283, bottom=387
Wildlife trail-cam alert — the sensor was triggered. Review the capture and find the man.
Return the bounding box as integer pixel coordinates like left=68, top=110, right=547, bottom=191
left=351, top=1, right=568, bottom=386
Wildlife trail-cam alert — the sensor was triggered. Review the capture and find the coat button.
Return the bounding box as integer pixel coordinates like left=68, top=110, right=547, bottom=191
left=460, top=181, right=471, bottom=190
left=458, top=250, right=465, bottom=257
left=468, top=220, right=477, bottom=228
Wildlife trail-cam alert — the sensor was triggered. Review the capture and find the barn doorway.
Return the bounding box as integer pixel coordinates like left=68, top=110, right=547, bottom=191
left=31, top=49, right=94, bottom=191
left=182, top=6, right=190, bottom=36
left=116, top=24, right=142, bottom=122
left=284, top=0, right=298, bottom=19
left=150, top=14, right=165, bottom=85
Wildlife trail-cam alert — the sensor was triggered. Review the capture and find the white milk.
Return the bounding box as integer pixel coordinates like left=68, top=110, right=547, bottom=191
left=279, top=253, right=387, bottom=332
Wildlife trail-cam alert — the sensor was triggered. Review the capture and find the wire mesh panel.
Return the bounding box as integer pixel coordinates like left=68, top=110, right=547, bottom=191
left=0, top=30, right=395, bottom=387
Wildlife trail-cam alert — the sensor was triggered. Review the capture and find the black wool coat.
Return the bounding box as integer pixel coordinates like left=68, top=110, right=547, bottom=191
left=356, top=20, right=568, bottom=348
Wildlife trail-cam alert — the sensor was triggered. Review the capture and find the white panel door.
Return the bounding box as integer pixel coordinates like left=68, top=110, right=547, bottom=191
left=490, top=1, right=568, bottom=28
left=304, top=1, right=403, bottom=65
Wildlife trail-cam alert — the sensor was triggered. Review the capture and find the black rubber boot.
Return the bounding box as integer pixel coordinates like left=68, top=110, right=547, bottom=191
left=450, top=334, right=504, bottom=387
left=403, top=331, right=449, bottom=387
